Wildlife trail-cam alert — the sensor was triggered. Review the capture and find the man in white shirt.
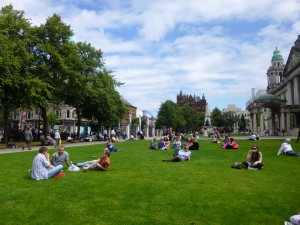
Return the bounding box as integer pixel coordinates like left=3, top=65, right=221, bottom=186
left=277, top=138, right=300, bottom=156
left=162, top=145, right=191, bottom=162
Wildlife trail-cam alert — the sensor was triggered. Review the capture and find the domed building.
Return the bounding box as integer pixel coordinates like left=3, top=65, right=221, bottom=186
left=247, top=36, right=300, bottom=136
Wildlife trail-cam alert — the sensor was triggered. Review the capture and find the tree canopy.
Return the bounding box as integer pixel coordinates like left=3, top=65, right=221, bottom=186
left=0, top=4, right=126, bottom=142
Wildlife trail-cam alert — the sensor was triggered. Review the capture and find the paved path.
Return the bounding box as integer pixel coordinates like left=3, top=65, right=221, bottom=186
left=0, top=141, right=106, bottom=154
left=0, top=135, right=295, bottom=155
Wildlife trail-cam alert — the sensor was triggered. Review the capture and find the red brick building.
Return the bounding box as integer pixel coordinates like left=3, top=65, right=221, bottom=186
left=176, top=91, right=207, bottom=114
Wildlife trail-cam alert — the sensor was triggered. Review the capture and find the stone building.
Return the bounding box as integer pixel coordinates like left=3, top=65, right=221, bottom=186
left=11, top=97, right=138, bottom=137
left=223, top=104, right=250, bottom=132
left=247, top=35, right=300, bottom=136
left=176, top=91, right=207, bottom=114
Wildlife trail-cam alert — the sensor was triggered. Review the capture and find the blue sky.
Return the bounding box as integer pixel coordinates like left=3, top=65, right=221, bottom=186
left=2, top=0, right=300, bottom=117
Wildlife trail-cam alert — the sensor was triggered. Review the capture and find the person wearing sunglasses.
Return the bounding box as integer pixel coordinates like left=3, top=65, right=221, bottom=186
left=242, top=145, right=263, bottom=169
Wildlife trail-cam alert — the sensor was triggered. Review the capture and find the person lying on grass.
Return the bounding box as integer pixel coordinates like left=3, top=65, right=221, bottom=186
left=277, top=138, right=300, bottom=157
left=75, top=149, right=110, bottom=172
left=162, top=145, right=191, bottom=162
left=31, top=146, right=63, bottom=180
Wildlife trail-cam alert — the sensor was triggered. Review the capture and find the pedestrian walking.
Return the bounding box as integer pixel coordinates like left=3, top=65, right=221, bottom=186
left=54, top=130, right=60, bottom=148
left=23, top=127, right=33, bottom=150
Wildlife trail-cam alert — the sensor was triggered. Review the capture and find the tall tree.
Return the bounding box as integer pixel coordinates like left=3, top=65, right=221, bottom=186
left=63, top=41, right=103, bottom=138
left=81, top=70, right=127, bottom=130
left=156, top=100, right=183, bottom=130
left=31, top=14, right=76, bottom=135
left=180, top=104, right=198, bottom=133
left=238, top=114, right=246, bottom=131
left=211, top=107, right=223, bottom=127
left=0, top=5, right=33, bottom=143
left=222, top=111, right=239, bottom=132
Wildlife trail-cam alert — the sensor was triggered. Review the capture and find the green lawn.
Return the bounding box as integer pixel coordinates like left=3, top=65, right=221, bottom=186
left=0, top=138, right=299, bottom=225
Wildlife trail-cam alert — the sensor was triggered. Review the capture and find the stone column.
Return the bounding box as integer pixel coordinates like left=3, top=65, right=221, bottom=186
left=286, top=112, right=291, bottom=132
left=280, top=110, right=285, bottom=131
left=249, top=115, right=253, bottom=132
left=271, top=113, right=276, bottom=135
left=286, top=81, right=292, bottom=105
left=126, top=124, right=130, bottom=140
left=293, top=76, right=299, bottom=105
left=152, top=127, right=155, bottom=138
left=259, top=108, right=264, bottom=136
left=253, top=113, right=257, bottom=133
left=146, top=126, right=149, bottom=138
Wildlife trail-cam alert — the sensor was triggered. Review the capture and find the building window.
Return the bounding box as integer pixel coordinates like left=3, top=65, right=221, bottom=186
left=55, top=110, right=62, bottom=118
left=27, top=111, right=32, bottom=119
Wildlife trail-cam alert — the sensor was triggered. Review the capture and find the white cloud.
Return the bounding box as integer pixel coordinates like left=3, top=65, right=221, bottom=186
left=1, top=0, right=300, bottom=116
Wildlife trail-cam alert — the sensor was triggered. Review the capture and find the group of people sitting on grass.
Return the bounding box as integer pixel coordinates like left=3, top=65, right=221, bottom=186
left=30, top=136, right=126, bottom=180
left=30, top=133, right=300, bottom=181
left=29, top=135, right=300, bottom=225
left=222, top=136, right=239, bottom=149
left=150, top=136, right=199, bottom=151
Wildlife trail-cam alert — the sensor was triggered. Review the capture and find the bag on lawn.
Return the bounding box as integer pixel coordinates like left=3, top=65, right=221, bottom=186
left=231, top=162, right=245, bottom=169
left=68, top=164, right=80, bottom=172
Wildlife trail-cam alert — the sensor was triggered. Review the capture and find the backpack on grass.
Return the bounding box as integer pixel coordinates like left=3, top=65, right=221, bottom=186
left=231, top=162, right=245, bottom=169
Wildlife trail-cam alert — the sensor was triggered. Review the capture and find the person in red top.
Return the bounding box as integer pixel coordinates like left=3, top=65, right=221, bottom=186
left=76, top=149, right=111, bottom=172
left=225, top=138, right=239, bottom=149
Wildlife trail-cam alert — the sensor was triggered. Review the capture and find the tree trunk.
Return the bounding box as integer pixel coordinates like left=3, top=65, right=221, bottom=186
left=40, top=106, right=49, bottom=136
left=3, top=106, right=10, bottom=144
left=76, top=109, right=82, bottom=139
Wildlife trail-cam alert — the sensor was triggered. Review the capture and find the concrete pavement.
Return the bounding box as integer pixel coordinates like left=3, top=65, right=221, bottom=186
left=0, top=140, right=105, bottom=154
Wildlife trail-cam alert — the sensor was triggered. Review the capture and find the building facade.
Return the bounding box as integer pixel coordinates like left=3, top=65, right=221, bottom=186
left=177, top=91, right=207, bottom=114
left=247, top=35, right=300, bottom=136
left=223, top=104, right=250, bottom=133
left=11, top=97, right=138, bottom=137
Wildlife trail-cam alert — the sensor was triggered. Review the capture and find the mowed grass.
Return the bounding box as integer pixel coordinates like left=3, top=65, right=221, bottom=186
left=0, top=138, right=299, bottom=225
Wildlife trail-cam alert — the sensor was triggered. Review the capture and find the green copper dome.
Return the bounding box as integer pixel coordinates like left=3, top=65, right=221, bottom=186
left=271, top=47, right=283, bottom=61
left=254, top=93, right=286, bottom=108
left=255, top=94, right=280, bottom=103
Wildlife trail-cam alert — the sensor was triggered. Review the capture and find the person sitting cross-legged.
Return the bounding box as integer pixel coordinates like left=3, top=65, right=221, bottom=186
left=31, top=147, right=63, bottom=180
left=242, top=145, right=263, bottom=169
left=149, top=137, right=157, bottom=150
left=162, top=145, right=191, bottom=162
left=224, top=138, right=239, bottom=149
left=188, top=137, right=199, bottom=150
left=158, top=138, right=168, bottom=150
left=50, top=146, right=71, bottom=167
